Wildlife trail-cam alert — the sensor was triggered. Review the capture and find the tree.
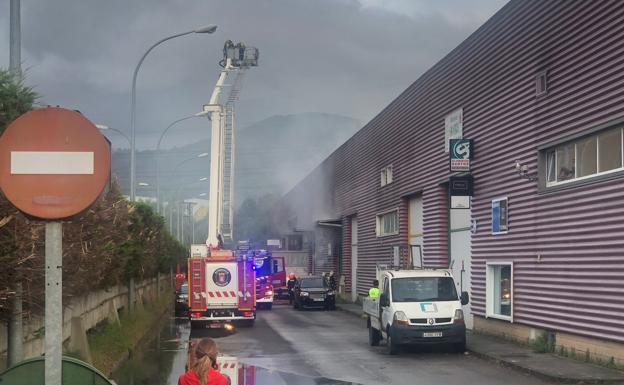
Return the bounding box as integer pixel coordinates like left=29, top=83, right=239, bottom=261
left=0, top=69, right=38, bottom=135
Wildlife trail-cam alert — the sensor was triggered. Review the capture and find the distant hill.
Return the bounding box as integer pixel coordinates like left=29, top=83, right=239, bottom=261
left=111, top=112, right=361, bottom=205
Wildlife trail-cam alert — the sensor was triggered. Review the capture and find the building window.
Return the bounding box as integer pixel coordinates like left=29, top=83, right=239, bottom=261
left=380, top=165, right=393, bottom=186
left=491, top=197, right=508, bottom=234
left=486, top=262, right=513, bottom=321
left=376, top=210, right=399, bottom=237
left=287, top=234, right=303, bottom=251
left=545, top=127, right=623, bottom=186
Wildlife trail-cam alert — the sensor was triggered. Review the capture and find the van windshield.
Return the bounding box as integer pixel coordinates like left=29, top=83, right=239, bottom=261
left=391, top=277, right=458, bottom=302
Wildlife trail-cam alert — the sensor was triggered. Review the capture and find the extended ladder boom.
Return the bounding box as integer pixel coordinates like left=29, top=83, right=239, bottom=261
left=204, top=41, right=258, bottom=248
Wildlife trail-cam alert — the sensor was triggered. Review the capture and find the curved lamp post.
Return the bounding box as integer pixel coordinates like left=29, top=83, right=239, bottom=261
left=96, top=124, right=131, bottom=147
left=156, top=111, right=210, bottom=213
left=130, top=24, right=217, bottom=201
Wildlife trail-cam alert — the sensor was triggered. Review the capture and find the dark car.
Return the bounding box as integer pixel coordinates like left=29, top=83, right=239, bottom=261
left=293, top=276, right=336, bottom=310
left=175, top=283, right=189, bottom=317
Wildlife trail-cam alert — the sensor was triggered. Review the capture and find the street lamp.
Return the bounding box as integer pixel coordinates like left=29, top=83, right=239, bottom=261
left=138, top=182, right=150, bottom=186
left=156, top=111, right=210, bottom=213
left=199, top=177, right=208, bottom=182
left=130, top=24, right=217, bottom=202
left=96, top=124, right=131, bottom=147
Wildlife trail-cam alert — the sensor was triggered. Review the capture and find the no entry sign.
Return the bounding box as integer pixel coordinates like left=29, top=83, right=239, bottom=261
left=0, top=107, right=111, bottom=220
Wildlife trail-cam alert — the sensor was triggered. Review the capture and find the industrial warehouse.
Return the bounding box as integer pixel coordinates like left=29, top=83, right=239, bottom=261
left=273, top=0, right=624, bottom=364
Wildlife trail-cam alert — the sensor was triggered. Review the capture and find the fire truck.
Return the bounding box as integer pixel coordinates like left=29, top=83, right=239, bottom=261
left=185, top=41, right=259, bottom=329
left=240, top=248, right=286, bottom=309
left=188, top=244, right=256, bottom=329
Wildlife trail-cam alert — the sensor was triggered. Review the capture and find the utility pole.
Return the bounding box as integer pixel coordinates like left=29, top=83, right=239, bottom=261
left=7, top=0, right=24, bottom=368
left=9, top=0, right=20, bottom=72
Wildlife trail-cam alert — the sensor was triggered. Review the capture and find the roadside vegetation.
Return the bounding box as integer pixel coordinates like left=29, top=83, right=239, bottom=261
left=88, top=293, right=173, bottom=375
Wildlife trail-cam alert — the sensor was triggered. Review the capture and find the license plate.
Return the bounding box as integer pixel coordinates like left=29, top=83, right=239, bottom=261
left=313, top=298, right=324, bottom=301
left=209, top=322, right=222, bottom=328
left=423, top=332, right=442, bottom=338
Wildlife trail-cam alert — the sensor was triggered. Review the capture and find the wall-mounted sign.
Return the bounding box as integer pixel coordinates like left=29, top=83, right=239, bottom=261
left=267, top=239, right=281, bottom=247
left=450, top=175, right=473, bottom=196
left=492, top=197, right=508, bottom=234
left=444, top=108, right=463, bottom=153
left=449, top=139, right=472, bottom=172
left=449, top=175, right=473, bottom=209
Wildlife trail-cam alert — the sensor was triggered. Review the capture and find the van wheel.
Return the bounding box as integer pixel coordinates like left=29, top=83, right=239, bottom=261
left=386, top=328, right=399, bottom=355
left=369, top=326, right=381, bottom=346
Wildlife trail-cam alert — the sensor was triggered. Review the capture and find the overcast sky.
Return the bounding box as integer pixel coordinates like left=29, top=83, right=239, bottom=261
left=0, top=0, right=507, bottom=150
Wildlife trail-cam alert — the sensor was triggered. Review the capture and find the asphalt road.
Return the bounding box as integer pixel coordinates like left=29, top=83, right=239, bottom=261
left=182, top=303, right=553, bottom=385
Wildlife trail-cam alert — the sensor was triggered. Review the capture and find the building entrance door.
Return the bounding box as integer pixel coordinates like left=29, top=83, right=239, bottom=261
left=450, top=207, right=473, bottom=329
left=350, top=217, right=358, bottom=302
left=408, top=196, right=424, bottom=268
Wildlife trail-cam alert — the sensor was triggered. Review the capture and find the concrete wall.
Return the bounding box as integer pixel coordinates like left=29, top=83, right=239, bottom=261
left=0, top=275, right=170, bottom=367
left=474, top=316, right=624, bottom=366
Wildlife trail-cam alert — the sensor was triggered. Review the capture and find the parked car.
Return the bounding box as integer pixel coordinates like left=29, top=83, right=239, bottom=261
left=293, top=276, right=336, bottom=310
left=175, top=282, right=189, bottom=317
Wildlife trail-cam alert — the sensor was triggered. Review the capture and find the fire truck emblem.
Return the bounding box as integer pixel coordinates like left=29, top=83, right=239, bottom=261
left=212, top=268, right=232, bottom=287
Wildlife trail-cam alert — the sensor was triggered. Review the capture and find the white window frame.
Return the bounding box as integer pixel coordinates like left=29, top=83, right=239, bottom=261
left=491, top=197, right=508, bottom=235
left=386, top=165, right=393, bottom=184
left=545, top=127, right=624, bottom=187
left=486, top=261, right=514, bottom=322
left=376, top=208, right=399, bottom=237
left=380, top=165, right=393, bottom=187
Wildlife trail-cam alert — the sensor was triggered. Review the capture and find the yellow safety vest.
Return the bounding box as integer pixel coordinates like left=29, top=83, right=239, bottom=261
left=369, top=287, right=380, bottom=298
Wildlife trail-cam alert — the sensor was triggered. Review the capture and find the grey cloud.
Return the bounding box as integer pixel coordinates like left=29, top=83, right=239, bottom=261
left=0, top=0, right=507, bottom=150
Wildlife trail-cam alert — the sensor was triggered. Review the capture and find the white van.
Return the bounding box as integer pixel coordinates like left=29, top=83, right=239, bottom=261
left=363, top=268, right=469, bottom=354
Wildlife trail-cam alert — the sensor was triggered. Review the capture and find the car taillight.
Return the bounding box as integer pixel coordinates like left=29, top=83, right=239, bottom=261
left=243, top=311, right=254, bottom=317
left=453, top=309, right=465, bottom=324
left=191, top=312, right=202, bottom=319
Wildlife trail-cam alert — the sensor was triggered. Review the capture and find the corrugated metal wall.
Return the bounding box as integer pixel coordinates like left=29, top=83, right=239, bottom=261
left=279, top=0, right=624, bottom=343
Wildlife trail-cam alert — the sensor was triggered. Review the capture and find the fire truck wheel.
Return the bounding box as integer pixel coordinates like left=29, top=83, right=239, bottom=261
left=266, top=303, right=273, bottom=310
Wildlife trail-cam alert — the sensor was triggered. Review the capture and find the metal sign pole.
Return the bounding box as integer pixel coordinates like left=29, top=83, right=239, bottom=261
left=45, top=222, right=62, bottom=385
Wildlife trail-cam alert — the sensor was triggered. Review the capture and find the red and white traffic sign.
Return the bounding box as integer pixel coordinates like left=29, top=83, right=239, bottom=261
left=0, top=107, right=111, bottom=220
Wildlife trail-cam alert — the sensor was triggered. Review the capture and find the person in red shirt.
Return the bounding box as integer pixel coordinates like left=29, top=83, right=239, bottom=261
left=178, top=338, right=229, bottom=385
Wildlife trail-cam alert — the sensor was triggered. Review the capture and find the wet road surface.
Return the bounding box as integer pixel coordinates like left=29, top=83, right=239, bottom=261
left=111, top=303, right=553, bottom=385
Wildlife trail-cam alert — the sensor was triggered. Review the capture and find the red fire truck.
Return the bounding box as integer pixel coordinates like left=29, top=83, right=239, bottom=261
left=188, top=244, right=256, bottom=329
left=239, top=247, right=287, bottom=309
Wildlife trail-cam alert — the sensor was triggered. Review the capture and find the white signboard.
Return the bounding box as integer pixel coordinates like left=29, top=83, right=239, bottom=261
left=267, top=239, right=281, bottom=247
left=444, top=108, right=463, bottom=153
left=11, top=151, right=94, bottom=174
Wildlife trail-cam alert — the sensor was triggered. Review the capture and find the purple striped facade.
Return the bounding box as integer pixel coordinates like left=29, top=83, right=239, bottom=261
left=278, top=0, right=624, bottom=346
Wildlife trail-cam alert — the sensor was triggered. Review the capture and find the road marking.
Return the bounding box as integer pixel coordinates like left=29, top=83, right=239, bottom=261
left=11, top=151, right=94, bottom=174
